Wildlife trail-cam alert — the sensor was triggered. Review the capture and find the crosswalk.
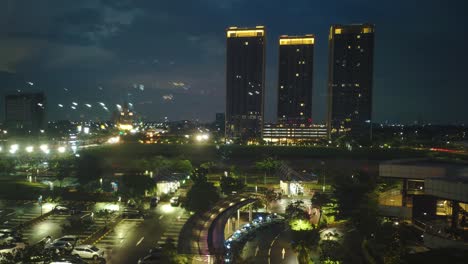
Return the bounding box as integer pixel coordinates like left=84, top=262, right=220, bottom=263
left=94, top=218, right=144, bottom=252
left=157, top=213, right=189, bottom=246
left=2, top=212, right=41, bottom=228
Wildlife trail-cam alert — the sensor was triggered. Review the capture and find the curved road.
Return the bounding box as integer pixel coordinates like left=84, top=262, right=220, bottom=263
left=241, top=223, right=298, bottom=264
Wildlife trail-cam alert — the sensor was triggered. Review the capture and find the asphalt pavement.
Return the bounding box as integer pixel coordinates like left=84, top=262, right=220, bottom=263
left=241, top=223, right=297, bottom=264
left=99, top=202, right=188, bottom=264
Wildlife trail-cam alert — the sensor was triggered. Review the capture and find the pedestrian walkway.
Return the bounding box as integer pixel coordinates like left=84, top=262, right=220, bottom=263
left=157, top=213, right=189, bottom=246
left=94, top=218, right=144, bottom=252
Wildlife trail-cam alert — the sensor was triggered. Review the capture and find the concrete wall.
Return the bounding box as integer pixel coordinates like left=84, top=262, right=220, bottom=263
left=425, top=179, right=468, bottom=203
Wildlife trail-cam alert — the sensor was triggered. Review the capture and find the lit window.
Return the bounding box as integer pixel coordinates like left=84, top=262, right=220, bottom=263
left=341, top=84, right=345, bottom=87
left=300, top=112, right=304, bottom=115
left=348, top=45, right=351, bottom=49
left=244, top=41, right=249, bottom=45
left=296, top=48, right=300, bottom=52
left=296, top=73, right=299, bottom=77
left=280, top=85, right=284, bottom=89
left=300, top=103, right=305, bottom=107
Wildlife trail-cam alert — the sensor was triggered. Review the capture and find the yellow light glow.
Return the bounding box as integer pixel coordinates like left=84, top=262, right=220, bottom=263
left=279, top=37, right=314, bottom=45
left=118, top=124, right=133, bottom=131
left=227, top=28, right=265, bottom=38
left=362, top=27, right=373, bottom=33
left=334, top=28, right=342, bottom=34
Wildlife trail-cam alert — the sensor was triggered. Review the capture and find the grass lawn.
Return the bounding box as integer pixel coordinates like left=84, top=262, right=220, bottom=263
left=0, top=180, right=48, bottom=199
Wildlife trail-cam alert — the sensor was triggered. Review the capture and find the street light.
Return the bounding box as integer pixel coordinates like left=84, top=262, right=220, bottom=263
left=40, top=144, right=49, bottom=154
left=57, top=146, right=66, bottom=153
left=9, top=144, right=19, bottom=154
left=26, top=146, right=34, bottom=153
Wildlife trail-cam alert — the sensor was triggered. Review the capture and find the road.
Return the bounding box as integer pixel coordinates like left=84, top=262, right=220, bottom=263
left=241, top=223, right=297, bottom=264
left=99, top=202, right=188, bottom=264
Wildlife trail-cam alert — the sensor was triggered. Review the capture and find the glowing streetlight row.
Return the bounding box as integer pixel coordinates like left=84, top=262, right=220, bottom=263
left=0, top=144, right=69, bottom=155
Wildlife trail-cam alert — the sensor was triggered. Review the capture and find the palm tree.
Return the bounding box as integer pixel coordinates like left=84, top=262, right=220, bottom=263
left=311, top=192, right=331, bottom=226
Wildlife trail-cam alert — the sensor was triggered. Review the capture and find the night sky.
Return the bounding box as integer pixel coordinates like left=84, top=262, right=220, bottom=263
left=0, top=0, right=467, bottom=124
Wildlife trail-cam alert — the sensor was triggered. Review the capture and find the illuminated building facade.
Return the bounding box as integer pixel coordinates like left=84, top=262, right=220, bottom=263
left=5, top=92, right=46, bottom=134
left=327, top=24, right=375, bottom=141
left=225, top=26, right=266, bottom=142
left=263, top=123, right=327, bottom=144
left=114, top=102, right=135, bottom=131
left=278, top=35, right=314, bottom=124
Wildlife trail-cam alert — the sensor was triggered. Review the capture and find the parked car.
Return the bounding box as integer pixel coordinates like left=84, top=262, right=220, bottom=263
left=50, top=255, right=86, bottom=264
left=170, top=197, right=180, bottom=206
left=150, top=197, right=159, bottom=208
left=53, top=235, right=78, bottom=246
left=72, top=244, right=105, bottom=260
left=0, top=242, right=26, bottom=254
left=44, top=241, right=73, bottom=252
left=54, top=205, right=70, bottom=214
left=0, top=229, right=21, bottom=241
left=138, top=253, right=163, bottom=264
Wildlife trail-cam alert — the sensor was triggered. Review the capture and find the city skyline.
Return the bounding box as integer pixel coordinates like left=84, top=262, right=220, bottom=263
left=0, top=0, right=467, bottom=124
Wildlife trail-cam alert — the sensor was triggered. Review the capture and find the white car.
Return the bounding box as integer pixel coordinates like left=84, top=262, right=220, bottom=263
left=71, top=245, right=104, bottom=260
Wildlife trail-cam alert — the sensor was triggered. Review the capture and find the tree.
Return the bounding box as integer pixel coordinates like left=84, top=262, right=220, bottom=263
left=0, top=158, right=15, bottom=174
left=286, top=200, right=310, bottom=222
left=220, top=176, right=245, bottom=194
left=170, top=159, right=192, bottom=173
left=320, top=240, right=345, bottom=263
left=184, top=168, right=220, bottom=213
left=76, top=154, right=102, bottom=185
left=255, top=157, right=281, bottom=177
left=56, top=159, right=73, bottom=187
left=121, top=174, right=155, bottom=197
left=291, top=229, right=320, bottom=264
left=200, top=161, right=216, bottom=172
left=311, top=192, right=332, bottom=226
left=333, top=171, right=380, bottom=237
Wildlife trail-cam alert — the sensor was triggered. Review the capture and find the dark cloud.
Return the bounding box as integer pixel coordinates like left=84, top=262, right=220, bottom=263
left=0, top=0, right=467, bottom=123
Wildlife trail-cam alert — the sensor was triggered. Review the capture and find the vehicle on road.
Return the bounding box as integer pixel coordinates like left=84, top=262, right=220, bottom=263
left=122, top=208, right=141, bottom=218
left=72, top=244, right=105, bottom=260
left=170, top=196, right=180, bottom=206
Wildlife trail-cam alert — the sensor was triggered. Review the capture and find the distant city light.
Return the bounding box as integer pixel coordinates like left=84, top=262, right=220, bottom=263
left=57, top=146, right=66, bottom=153
left=83, top=127, right=90, bottom=134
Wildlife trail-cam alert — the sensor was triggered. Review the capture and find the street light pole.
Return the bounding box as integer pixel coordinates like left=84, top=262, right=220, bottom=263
left=321, top=161, right=326, bottom=192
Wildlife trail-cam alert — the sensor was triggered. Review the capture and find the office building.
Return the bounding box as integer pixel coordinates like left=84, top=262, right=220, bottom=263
left=5, top=92, right=46, bottom=134
left=278, top=35, right=315, bottom=124
left=263, top=123, right=327, bottom=144
left=225, top=26, right=266, bottom=142
left=215, top=112, right=225, bottom=133
left=327, top=24, right=375, bottom=141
